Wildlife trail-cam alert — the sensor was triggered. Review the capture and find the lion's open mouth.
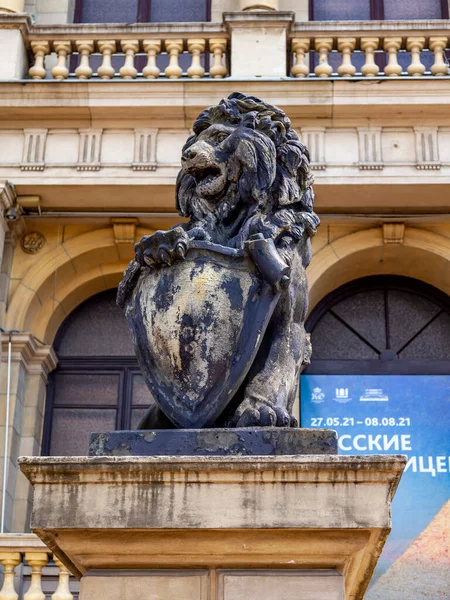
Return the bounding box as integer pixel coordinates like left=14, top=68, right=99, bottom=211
left=191, top=165, right=221, bottom=184
left=189, top=164, right=226, bottom=197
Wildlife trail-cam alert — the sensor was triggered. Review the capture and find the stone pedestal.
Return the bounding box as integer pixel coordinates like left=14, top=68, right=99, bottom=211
left=224, top=11, right=294, bottom=78
left=19, top=454, right=405, bottom=600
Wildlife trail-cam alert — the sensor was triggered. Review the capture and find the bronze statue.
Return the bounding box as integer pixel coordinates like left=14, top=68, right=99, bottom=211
left=118, top=92, right=319, bottom=429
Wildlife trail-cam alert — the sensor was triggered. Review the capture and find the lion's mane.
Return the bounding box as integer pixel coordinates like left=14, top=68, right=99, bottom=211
left=176, top=92, right=319, bottom=251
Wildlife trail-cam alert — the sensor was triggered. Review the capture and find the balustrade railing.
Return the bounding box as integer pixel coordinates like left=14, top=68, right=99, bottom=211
left=2, top=14, right=450, bottom=81
left=0, top=534, right=75, bottom=600
left=289, top=21, right=449, bottom=78
left=26, top=24, right=228, bottom=80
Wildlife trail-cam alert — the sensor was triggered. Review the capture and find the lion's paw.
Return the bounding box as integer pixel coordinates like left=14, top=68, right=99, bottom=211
left=227, top=397, right=295, bottom=428
left=135, top=226, right=189, bottom=268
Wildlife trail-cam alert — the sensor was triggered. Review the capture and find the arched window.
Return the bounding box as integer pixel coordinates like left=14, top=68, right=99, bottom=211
left=42, top=289, right=154, bottom=456
left=305, top=275, right=450, bottom=374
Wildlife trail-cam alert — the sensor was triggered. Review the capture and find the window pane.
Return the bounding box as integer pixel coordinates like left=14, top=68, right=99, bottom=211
left=388, top=290, right=440, bottom=352
left=56, top=290, right=135, bottom=356
left=53, top=373, right=120, bottom=406
left=332, top=290, right=386, bottom=352
left=399, top=313, right=450, bottom=359
left=150, top=0, right=208, bottom=22
left=50, top=409, right=117, bottom=456
left=313, top=0, right=370, bottom=20
left=384, top=0, right=442, bottom=19
left=311, top=312, right=379, bottom=360
left=131, top=373, right=154, bottom=405
left=130, top=407, right=148, bottom=429
left=80, top=0, right=139, bottom=23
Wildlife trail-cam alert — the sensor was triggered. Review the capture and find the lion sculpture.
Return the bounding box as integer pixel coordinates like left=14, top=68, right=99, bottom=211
left=118, top=92, right=319, bottom=429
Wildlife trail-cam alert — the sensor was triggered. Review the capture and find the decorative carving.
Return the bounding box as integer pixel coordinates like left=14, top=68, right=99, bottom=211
left=301, top=128, right=326, bottom=170
left=118, top=92, right=319, bottom=430
left=112, top=218, right=137, bottom=245
left=21, top=231, right=46, bottom=254
left=383, top=223, right=405, bottom=245
left=21, top=129, right=47, bottom=171
left=414, top=126, right=440, bottom=170
left=132, top=129, right=158, bottom=171
left=77, top=129, right=102, bottom=171
left=358, top=127, right=383, bottom=170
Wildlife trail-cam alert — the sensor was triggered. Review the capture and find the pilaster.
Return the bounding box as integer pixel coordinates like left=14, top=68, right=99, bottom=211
left=0, top=333, right=57, bottom=532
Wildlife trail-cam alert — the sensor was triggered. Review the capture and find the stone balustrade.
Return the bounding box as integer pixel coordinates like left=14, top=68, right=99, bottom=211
left=0, top=534, right=75, bottom=600
left=1, top=13, right=450, bottom=81
left=26, top=24, right=229, bottom=80
left=290, top=21, right=450, bottom=78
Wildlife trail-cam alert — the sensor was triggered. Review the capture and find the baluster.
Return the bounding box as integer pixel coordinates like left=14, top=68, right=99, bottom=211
left=164, top=39, right=183, bottom=79
left=52, top=557, right=73, bottom=600
left=29, top=41, right=50, bottom=80
left=52, top=41, right=71, bottom=80
left=291, top=38, right=310, bottom=78
left=187, top=39, right=205, bottom=78
left=407, top=37, right=426, bottom=77
left=143, top=40, right=161, bottom=79
left=429, top=36, right=448, bottom=76
left=383, top=37, right=403, bottom=77
left=337, top=38, right=356, bottom=77
left=23, top=552, right=48, bottom=600
left=0, top=552, right=21, bottom=600
left=120, top=40, right=139, bottom=79
left=209, top=38, right=227, bottom=78
left=314, top=38, right=333, bottom=78
left=75, top=40, right=94, bottom=79
left=97, top=40, right=116, bottom=79
left=360, top=37, right=379, bottom=77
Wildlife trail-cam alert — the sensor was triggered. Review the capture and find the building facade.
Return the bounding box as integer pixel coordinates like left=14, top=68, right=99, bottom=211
left=0, top=0, right=449, bottom=598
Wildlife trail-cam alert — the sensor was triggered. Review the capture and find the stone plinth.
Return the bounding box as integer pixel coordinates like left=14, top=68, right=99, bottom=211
left=19, top=455, right=406, bottom=600
left=89, top=427, right=338, bottom=456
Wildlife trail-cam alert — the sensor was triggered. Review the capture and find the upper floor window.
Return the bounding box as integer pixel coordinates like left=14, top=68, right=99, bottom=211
left=310, top=0, right=448, bottom=20
left=75, top=0, right=211, bottom=23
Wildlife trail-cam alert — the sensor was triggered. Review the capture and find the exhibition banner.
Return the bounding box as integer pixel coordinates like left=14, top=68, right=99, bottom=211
left=300, top=375, right=450, bottom=599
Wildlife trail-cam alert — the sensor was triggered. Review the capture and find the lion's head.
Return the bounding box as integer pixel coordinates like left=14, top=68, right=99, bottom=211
left=176, top=92, right=318, bottom=247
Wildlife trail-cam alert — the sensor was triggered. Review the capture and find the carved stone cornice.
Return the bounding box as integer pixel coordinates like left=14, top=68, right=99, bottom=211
left=1, top=332, right=57, bottom=381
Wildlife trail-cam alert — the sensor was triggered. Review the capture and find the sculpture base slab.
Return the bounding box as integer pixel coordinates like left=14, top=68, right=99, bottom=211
left=80, top=569, right=344, bottom=600
left=89, top=427, right=337, bottom=456
left=19, top=455, right=406, bottom=600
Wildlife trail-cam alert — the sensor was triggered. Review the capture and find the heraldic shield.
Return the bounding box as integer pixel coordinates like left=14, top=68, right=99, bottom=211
left=124, top=238, right=287, bottom=429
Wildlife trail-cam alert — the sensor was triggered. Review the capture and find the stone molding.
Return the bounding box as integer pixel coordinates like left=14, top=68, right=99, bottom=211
left=20, top=454, right=405, bottom=488
left=0, top=332, right=57, bottom=381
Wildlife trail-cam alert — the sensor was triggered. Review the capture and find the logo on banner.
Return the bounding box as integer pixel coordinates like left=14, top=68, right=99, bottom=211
left=311, top=387, right=325, bottom=403
left=360, top=388, right=389, bottom=402
left=334, top=388, right=351, bottom=403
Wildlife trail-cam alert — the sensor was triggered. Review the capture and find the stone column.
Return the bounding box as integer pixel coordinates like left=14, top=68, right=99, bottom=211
left=0, top=333, right=57, bottom=532
left=0, top=0, right=25, bottom=12
left=224, top=11, right=294, bottom=77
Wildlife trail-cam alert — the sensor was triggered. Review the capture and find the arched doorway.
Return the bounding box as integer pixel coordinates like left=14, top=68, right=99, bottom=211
left=42, top=289, right=154, bottom=456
